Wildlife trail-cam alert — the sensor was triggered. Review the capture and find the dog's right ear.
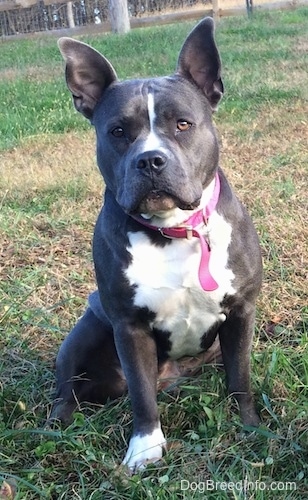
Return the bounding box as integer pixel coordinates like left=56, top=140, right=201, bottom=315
left=176, top=17, right=223, bottom=111
left=58, top=38, right=117, bottom=120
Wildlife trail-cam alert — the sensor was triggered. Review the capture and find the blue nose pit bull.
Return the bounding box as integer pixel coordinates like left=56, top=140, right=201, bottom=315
left=51, top=18, right=262, bottom=472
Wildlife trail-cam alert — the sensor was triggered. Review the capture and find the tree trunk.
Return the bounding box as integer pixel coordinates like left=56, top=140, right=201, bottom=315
left=109, top=0, right=130, bottom=34
left=67, top=2, right=75, bottom=29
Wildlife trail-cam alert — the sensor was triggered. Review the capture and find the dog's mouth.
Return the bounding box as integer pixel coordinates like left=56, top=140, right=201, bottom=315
left=136, top=190, right=200, bottom=215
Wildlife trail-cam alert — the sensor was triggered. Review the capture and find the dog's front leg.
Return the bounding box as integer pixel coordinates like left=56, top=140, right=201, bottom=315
left=114, top=321, right=166, bottom=471
left=219, top=305, right=260, bottom=427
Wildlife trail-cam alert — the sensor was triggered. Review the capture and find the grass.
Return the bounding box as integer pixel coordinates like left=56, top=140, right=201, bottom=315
left=0, top=7, right=307, bottom=499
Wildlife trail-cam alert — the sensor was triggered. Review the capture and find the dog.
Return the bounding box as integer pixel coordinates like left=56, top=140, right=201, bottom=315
left=51, top=17, right=262, bottom=472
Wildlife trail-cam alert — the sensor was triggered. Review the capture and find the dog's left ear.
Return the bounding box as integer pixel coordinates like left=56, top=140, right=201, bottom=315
left=58, top=37, right=118, bottom=120
left=176, top=17, right=223, bottom=111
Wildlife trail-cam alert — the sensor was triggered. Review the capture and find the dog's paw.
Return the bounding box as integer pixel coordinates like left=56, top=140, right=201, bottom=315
left=240, top=405, right=261, bottom=428
left=122, top=426, right=167, bottom=472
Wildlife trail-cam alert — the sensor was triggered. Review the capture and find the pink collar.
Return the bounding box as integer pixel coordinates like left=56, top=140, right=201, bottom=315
left=132, top=173, right=220, bottom=291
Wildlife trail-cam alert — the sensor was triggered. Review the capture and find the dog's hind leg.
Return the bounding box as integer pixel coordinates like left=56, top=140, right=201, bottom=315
left=50, top=305, right=127, bottom=424
left=219, top=305, right=260, bottom=427
left=157, top=337, right=223, bottom=392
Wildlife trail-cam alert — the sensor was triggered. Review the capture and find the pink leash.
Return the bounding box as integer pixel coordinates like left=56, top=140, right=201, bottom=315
left=132, top=173, right=220, bottom=291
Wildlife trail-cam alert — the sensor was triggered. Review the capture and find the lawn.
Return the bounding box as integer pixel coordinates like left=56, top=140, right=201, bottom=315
left=0, top=7, right=307, bottom=499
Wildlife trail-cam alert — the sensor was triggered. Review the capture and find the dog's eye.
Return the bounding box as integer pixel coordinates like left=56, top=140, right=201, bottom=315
left=111, top=127, right=124, bottom=138
left=177, top=120, right=192, bottom=132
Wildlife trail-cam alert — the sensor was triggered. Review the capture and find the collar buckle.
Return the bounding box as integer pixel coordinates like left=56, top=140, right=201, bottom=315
left=159, top=224, right=193, bottom=240
left=185, top=225, right=193, bottom=240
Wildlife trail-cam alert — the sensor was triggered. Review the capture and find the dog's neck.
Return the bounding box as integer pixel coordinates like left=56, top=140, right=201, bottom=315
left=131, top=173, right=221, bottom=291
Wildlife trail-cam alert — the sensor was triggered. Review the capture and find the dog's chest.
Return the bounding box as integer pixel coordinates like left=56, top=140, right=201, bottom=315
left=125, top=211, right=235, bottom=359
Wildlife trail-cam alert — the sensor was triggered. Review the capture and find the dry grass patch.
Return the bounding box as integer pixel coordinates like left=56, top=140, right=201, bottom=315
left=1, top=101, right=306, bottom=337
left=1, top=130, right=99, bottom=197
left=0, top=65, right=62, bottom=84
left=219, top=100, right=307, bottom=329
left=0, top=131, right=102, bottom=364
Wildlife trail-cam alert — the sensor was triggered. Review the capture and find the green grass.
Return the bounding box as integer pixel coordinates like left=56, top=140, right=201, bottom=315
left=1, top=7, right=307, bottom=499
left=0, top=8, right=307, bottom=149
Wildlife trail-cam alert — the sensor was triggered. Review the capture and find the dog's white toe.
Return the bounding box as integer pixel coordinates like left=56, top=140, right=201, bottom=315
left=122, top=426, right=166, bottom=471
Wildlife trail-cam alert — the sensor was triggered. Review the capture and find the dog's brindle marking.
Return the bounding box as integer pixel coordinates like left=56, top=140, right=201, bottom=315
left=51, top=18, right=262, bottom=472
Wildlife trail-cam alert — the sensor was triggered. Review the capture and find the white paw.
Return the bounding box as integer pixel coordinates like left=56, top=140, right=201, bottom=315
left=122, top=426, right=167, bottom=471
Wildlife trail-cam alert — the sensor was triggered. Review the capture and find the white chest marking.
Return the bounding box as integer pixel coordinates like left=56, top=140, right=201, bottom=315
left=122, top=425, right=166, bottom=470
left=125, top=210, right=236, bottom=359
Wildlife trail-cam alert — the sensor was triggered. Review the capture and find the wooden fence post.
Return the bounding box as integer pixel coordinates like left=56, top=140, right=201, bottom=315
left=109, top=0, right=130, bottom=34
left=246, top=0, right=253, bottom=16
left=67, top=1, right=75, bottom=29
left=212, top=0, right=220, bottom=20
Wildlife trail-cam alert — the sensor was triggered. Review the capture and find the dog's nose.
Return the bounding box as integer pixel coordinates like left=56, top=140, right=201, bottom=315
left=136, top=151, right=168, bottom=174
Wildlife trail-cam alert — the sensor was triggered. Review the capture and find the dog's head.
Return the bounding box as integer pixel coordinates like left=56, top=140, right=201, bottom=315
left=58, top=18, right=223, bottom=220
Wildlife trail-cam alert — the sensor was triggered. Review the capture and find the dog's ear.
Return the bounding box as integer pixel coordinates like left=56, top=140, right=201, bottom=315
left=58, top=37, right=117, bottom=119
left=176, top=17, right=223, bottom=111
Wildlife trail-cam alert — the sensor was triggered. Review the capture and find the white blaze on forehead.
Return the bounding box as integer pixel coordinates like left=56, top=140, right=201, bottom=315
left=147, top=92, right=156, bottom=130
left=142, top=92, right=164, bottom=152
